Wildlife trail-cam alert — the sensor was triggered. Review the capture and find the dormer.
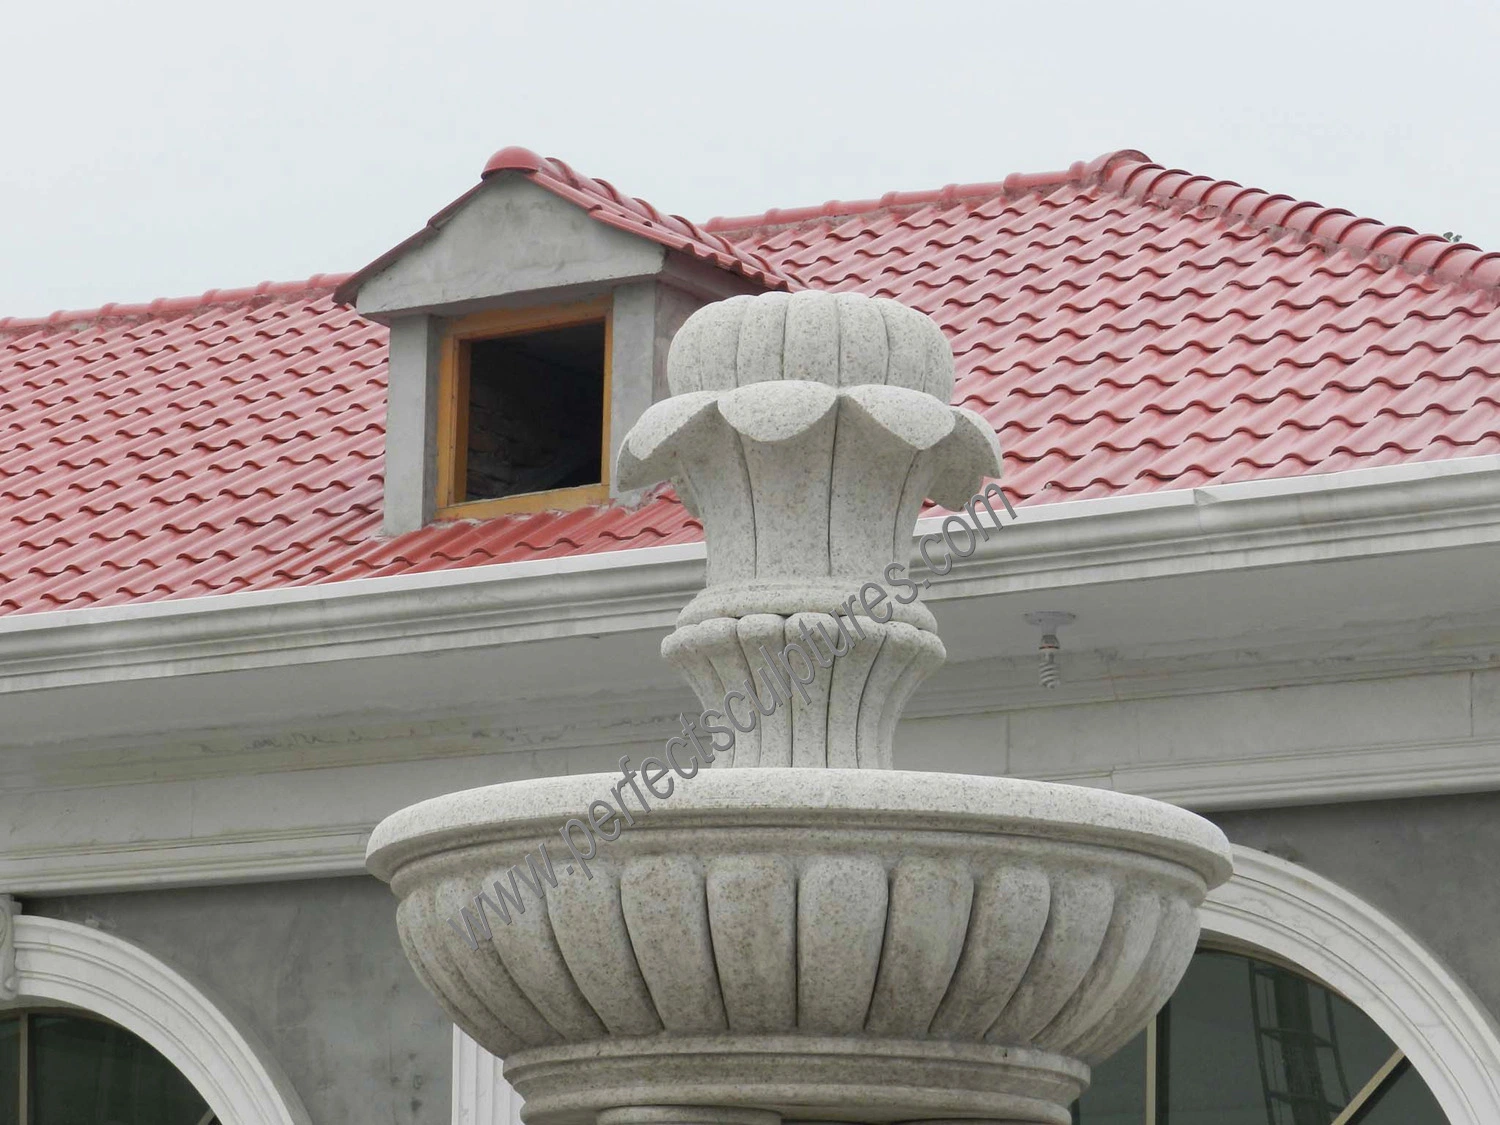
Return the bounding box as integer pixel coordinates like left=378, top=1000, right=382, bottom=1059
left=337, top=147, right=786, bottom=535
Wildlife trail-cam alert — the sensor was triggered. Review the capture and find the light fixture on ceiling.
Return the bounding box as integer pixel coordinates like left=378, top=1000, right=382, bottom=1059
left=1023, top=611, right=1077, bottom=689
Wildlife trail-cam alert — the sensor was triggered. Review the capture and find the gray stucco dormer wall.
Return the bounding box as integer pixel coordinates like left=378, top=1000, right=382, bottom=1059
left=351, top=173, right=766, bottom=535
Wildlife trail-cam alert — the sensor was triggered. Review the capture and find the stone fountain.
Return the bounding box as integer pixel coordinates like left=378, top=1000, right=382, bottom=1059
left=367, top=292, right=1232, bottom=1125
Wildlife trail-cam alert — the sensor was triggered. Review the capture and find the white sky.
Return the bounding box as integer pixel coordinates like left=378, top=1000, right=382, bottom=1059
left=3, top=0, right=1496, bottom=318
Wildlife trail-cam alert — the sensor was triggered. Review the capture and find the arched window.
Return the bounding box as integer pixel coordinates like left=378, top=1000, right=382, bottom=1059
left=1073, top=947, right=1449, bottom=1124
left=0, top=1009, right=219, bottom=1125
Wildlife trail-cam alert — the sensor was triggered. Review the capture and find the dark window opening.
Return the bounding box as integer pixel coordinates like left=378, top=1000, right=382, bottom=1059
left=463, top=322, right=606, bottom=502
left=1071, top=948, right=1448, bottom=1125
left=2, top=1010, right=219, bottom=1124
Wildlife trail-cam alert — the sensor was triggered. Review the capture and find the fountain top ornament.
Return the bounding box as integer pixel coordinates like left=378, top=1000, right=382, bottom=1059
left=617, top=290, right=1002, bottom=619
left=615, top=291, right=1007, bottom=768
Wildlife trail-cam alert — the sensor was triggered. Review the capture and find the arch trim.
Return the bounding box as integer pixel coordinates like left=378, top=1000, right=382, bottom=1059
left=1201, top=844, right=1500, bottom=1125
left=9, top=914, right=311, bottom=1125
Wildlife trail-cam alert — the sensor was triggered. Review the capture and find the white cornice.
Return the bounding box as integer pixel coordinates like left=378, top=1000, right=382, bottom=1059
left=2, top=456, right=1498, bottom=694
left=0, top=542, right=706, bottom=693
left=913, top=452, right=1500, bottom=592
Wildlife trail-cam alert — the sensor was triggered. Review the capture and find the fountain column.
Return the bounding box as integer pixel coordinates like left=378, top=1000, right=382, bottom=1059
left=368, top=291, right=1232, bottom=1125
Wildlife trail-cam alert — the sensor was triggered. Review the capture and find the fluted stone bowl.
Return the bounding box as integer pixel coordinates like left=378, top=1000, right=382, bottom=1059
left=367, top=769, right=1231, bottom=1125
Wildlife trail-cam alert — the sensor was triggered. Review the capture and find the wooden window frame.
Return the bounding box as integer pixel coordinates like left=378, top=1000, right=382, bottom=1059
left=434, top=296, right=613, bottom=521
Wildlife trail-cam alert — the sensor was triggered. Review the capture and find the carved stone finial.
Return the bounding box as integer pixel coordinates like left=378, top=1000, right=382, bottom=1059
left=616, top=291, right=1003, bottom=768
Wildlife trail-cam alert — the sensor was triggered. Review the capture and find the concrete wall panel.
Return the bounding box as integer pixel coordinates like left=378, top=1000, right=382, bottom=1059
left=30, top=876, right=450, bottom=1125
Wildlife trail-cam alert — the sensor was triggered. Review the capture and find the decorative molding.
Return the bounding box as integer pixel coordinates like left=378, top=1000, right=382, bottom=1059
left=0, top=689, right=683, bottom=790
left=1202, top=846, right=1500, bottom=1125
left=453, top=1028, right=524, bottom=1125
left=0, top=456, right=1497, bottom=694
left=7, top=739, right=1500, bottom=896
left=0, top=825, right=374, bottom=894
left=8, top=913, right=312, bottom=1125
left=1018, top=734, right=1500, bottom=812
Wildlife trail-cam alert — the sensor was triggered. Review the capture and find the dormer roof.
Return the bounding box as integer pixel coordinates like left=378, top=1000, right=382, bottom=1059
left=332, top=146, right=793, bottom=310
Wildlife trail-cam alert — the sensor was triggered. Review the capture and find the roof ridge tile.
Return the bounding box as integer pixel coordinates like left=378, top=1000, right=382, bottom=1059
left=0, top=275, right=351, bottom=336
left=1094, top=156, right=1500, bottom=296
left=702, top=150, right=1150, bottom=238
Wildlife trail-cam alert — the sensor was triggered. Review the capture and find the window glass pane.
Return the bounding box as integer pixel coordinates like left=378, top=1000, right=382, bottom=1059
left=1074, top=949, right=1448, bottom=1125
left=0, top=1015, right=18, bottom=1121
left=1160, top=951, right=1265, bottom=1124
left=1320, top=984, right=1407, bottom=1106
left=30, top=1013, right=211, bottom=1125
left=1073, top=1024, right=1145, bottom=1124
left=1359, top=1061, right=1448, bottom=1125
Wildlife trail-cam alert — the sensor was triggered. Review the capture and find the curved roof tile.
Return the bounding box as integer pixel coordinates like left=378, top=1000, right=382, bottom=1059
left=1, top=151, right=1497, bottom=614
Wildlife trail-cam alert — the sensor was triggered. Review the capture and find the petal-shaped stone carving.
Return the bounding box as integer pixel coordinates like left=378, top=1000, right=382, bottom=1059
left=823, top=616, right=888, bottom=768
left=620, top=390, right=722, bottom=466
left=797, top=855, right=888, bottom=1033
left=736, top=615, right=794, bottom=767
left=875, top=297, right=954, bottom=399
left=672, top=617, right=764, bottom=767
left=716, top=380, right=840, bottom=444
left=841, top=385, right=957, bottom=451
left=1033, top=888, right=1163, bottom=1053
left=865, top=856, right=974, bottom=1035
left=423, top=877, right=560, bottom=1047
left=706, top=855, right=797, bottom=1032
left=661, top=625, right=728, bottom=726
left=835, top=292, right=890, bottom=385
left=621, top=856, right=727, bottom=1033
left=666, top=293, right=755, bottom=394
left=547, top=863, right=662, bottom=1036
left=985, top=873, right=1116, bottom=1043
left=669, top=616, right=943, bottom=770
left=399, top=887, right=530, bottom=1057
left=929, top=867, right=1052, bottom=1039
left=1070, top=896, right=1201, bottom=1063
left=733, top=291, right=793, bottom=387
left=783, top=291, right=842, bottom=383
left=625, top=294, right=1001, bottom=757
left=489, top=875, right=606, bottom=1041
left=666, top=291, right=954, bottom=395
left=856, top=623, right=946, bottom=769
left=925, top=407, right=1006, bottom=513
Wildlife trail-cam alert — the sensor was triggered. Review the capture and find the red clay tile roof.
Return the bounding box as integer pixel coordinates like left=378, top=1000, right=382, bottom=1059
left=2, top=149, right=1499, bottom=615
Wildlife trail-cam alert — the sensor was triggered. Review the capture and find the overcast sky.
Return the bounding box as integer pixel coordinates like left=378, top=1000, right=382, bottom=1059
left=3, top=0, right=1496, bottom=318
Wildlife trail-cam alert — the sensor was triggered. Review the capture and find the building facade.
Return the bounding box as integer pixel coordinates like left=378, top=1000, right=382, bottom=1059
left=1, top=147, right=1497, bottom=1124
